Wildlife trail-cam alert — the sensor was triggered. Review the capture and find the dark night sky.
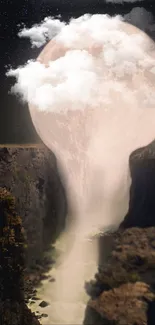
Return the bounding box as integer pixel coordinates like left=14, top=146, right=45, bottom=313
left=1, top=0, right=155, bottom=143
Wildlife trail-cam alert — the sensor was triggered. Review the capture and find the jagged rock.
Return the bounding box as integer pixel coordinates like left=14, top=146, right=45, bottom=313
left=92, top=228, right=155, bottom=292
left=85, top=280, right=104, bottom=298
left=84, top=141, right=155, bottom=324
left=41, top=313, right=48, bottom=318
left=84, top=282, right=155, bottom=325
left=0, top=300, right=40, bottom=325
left=84, top=227, right=155, bottom=325
left=39, top=300, right=49, bottom=308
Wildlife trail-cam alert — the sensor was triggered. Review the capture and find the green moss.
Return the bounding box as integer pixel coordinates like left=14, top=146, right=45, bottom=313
left=0, top=187, right=25, bottom=300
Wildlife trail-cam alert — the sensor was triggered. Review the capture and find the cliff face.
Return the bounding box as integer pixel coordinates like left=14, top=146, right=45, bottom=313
left=0, top=188, right=40, bottom=325
left=84, top=227, right=155, bottom=325
left=84, top=140, right=155, bottom=325
left=0, top=145, right=67, bottom=267
left=121, top=140, right=155, bottom=229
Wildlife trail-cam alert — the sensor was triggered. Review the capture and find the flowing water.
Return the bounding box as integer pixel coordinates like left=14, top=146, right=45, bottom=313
left=29, top=228, right=98, bottom=324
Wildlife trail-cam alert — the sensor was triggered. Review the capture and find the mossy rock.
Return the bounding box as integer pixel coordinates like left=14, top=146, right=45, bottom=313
left=0, top=187, right=40, bottom=324
left=0, top=187, right=25, bottom=300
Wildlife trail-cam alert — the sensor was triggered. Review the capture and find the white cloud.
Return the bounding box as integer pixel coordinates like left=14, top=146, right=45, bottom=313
left=18, top=16, right=66, bottom=47
left=6, top=14, right=155, bottom=113
left=17, top=8, right=155, bottom=50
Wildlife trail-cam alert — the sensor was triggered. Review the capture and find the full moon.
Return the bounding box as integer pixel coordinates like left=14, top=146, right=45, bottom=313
left=29, top=17, right=155, bottom=234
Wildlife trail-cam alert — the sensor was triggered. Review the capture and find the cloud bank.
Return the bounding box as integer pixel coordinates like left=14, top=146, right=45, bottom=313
left=6, top=13, right=155, bottom=113
left=18, top=16, right=66, bottom=48
left=16, top=7, right=155, bottom=49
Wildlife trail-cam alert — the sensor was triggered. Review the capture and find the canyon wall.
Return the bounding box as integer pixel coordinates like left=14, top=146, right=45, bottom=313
left=0, top=145, right=67, bottom=267
left=0, top=188, right=40, bottom=325
left=84, top=140, right=155, bottom=325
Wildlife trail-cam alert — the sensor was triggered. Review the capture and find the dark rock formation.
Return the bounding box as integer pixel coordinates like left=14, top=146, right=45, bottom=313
left=84, top=140, right=155, bottom=325
left=0, top=187, right=40, bottom=325
left=97, top=228, right=155, bottom=290
left=98, top=140, right=155, bottom=268
left=121, top=140, right=155, bottom=229
left=85, top=282, right=155, bottom=325
left=39, top=301, right=49, bottom=308
left=0, top=144, right=67, bottom=267
left=84, top=227, right=155, bottom=325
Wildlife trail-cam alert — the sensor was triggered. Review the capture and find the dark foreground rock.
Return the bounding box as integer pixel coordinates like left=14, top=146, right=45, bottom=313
left=0, top=188, right=40, bottom=325
left=1, top=301, right=40, bottom=325
left=0, top=144, right=67, bottom=267
left=84, top=141, right=155, bottom=324
left=85, top=282, right=155, bottom=325
left=39, top=301, right=49, bottom=308
left=84, top=227, right=155, bottom=325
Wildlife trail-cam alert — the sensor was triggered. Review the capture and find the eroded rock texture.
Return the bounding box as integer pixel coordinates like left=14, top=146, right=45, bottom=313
left=121, top=140, right=155, bottom=229
left=84, top=228, right=155, bottom=325
left=0, top=145, right=67, bottom=267
left=0, top=188, right=40, bottom=325
left=84, top=141, right=155, bottom=325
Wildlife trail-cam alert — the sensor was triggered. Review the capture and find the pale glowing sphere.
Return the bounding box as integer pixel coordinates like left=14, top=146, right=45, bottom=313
left=29, top=19, right=155, bottom=233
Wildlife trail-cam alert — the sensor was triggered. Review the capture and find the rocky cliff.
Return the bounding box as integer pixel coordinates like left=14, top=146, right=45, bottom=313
left=84, top=227, right=155, bottom=325
left=84, top=140, right=155, bottom=325
left=121, top=140, right=155, bottom=229
left=0, top=188, right=40, bottom=325
left=0, top=144, right=67, bottom=267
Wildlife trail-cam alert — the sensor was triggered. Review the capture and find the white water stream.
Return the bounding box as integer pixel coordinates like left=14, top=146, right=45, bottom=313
left=29, top=227, right=98, bottom=325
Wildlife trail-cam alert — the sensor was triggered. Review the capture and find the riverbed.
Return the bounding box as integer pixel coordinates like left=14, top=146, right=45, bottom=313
left=29, top=230, right=98, bottom=325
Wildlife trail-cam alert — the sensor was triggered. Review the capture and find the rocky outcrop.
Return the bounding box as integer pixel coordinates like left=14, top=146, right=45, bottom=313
left=84, top=227, right=155, bottom=325
left=0, top=144, right=67, bottom=267
left=85, top=282, right=155, bottom=325
left=121, top=140, right=155, bottom=229
left=84, top=140, right=155, bottom=325
left=0, top=187, right=40, bottom=325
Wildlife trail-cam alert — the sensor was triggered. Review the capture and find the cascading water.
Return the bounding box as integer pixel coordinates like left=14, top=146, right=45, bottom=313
left=7, top=13, right=155, bottom=324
